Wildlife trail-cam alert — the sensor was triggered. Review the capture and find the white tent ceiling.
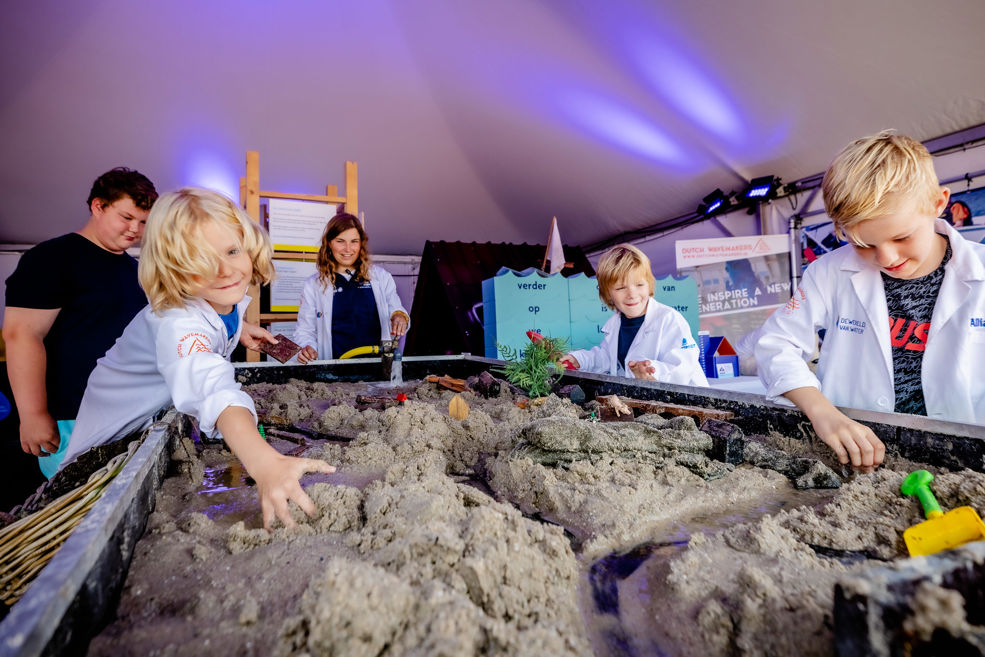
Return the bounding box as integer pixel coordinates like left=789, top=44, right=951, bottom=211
left=2, top=0, right=984, bottom=255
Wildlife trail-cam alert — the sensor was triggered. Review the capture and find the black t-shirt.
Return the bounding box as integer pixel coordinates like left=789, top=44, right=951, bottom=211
left=5, top=233, right=147, bottom=419
left=881, top=237, right=952, bottom=416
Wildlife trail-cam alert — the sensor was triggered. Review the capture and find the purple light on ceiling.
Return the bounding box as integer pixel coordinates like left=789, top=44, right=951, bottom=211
left=629, top=39, right=744, bottom=144
left=561, top=91, right=688, bottom=167
left=182, top=150, right=239, bottom=201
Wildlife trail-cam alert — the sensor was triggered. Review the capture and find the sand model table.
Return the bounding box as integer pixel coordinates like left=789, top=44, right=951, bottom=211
left=3, top=357, right=985, bottom=657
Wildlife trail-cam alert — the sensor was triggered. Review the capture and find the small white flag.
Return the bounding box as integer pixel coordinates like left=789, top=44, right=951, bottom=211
left=545, top=216, right=565, bottom=274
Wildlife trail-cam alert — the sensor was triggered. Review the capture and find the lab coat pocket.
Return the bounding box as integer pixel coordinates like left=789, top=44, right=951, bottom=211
left=960, top=333, right=985, bottom=376
left=958, top=331, right=985, bottom=401
left=967, top=351, right=985, bottom=424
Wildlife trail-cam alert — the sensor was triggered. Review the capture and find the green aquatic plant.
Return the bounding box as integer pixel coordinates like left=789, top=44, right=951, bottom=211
left=495, top=335, right=570, bottom=398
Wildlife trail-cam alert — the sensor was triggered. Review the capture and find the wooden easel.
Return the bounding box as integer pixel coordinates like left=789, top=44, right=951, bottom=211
left=240, top=150, right=358, bottom=361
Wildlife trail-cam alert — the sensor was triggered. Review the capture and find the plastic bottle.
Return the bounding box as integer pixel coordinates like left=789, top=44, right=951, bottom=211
left=698, top=330, right=710, bottom=377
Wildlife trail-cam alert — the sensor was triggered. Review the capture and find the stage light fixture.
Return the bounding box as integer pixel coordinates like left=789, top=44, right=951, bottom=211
left=741, top=175, right=781, bottom=202
left=697, top=188, right=731, bottom=216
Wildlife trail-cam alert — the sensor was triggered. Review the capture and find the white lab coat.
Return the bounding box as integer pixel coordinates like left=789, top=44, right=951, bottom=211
left=568, top=298, right=708, bottom=386
left=293, top=264, right=408, bottom=358
left=61, top=296, right=256, bottom=469
left=755, top=219, right=985, bottom=423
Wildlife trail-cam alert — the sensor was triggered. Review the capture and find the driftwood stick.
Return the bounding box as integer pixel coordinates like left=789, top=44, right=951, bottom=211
left=595, top=394, right=734, bottom=423
left=468, top=371, right=503, bottom=398
left=426, top=375, right=468, bottom=393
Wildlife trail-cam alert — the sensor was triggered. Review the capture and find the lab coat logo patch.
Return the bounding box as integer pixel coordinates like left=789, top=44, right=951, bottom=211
left=177, top=332, right=212, bottom=358
left=970, top=317, right=985, bottom=342
left=837, top=317, right=866, bottom=335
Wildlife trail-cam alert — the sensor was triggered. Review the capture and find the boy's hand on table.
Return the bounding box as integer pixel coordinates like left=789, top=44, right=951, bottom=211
left=21, top=411, right=59, bottom=457
left=252, top=453, right=336, bottom=531
left=239, top=322, right=277, bottom=352
left=297, top=345, right=318, bottom=364
left=628, top=360, right=656, bottom=380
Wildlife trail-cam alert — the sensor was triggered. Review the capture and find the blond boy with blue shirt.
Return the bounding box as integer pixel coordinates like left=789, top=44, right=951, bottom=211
left=560, top=244, right=707, bottom=386
left=64, top=188, right=334, bottom=530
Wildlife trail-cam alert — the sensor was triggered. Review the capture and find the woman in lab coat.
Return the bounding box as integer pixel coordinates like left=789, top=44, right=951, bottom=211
left=294, top=213, right=409, bottom=363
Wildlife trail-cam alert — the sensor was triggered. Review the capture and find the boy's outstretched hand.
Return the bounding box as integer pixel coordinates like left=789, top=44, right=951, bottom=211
left=217, top=406, right=337, bottom=531
left=785, top=387, right=885, bottom=472
left=251, top=453, right=336, bottom=531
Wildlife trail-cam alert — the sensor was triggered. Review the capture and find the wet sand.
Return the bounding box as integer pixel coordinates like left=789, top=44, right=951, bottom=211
left=85, top=378, right=985, bottom=656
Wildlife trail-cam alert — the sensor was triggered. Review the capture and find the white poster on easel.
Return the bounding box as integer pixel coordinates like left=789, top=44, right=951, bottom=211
left=268, top=198, right=333, bottom=252
left=270, top=259, right=317, bottom=311
left=268, top=321, right=298, bottom=337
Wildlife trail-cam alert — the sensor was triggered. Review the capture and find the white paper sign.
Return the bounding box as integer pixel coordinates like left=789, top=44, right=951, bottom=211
left=268, top=321, right=298, bottom=336
left=268, top=198, right=333, bottom=252
left=270, top=259, right=317, bottom=311
left=675, top=234, right=788, bottom=269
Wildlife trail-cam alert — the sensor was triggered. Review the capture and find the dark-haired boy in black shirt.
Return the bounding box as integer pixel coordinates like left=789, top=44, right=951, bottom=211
left=3, top=167, right=157, bottom=477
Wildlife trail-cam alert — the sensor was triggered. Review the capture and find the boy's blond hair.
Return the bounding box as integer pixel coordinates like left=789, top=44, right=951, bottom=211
left=822, top=130, right=941, bottom=245
left=595, top=243, right=656, bottom=309
left=139, top=187, right=275, bottom=312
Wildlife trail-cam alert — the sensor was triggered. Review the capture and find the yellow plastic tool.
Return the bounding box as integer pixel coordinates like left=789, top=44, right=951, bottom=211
left=900, top=470, right=985, bottom=556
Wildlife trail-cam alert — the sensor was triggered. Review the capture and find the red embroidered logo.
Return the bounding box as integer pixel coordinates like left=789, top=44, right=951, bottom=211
left=177, top=332, right=213, bottom=358
left=783, top=287, right=806, bottom=315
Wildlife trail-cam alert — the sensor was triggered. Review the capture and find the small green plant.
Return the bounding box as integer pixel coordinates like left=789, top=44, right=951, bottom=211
left=494, top=336, right=570, bottom=398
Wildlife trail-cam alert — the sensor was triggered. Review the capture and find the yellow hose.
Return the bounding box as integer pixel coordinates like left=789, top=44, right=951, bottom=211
left=339, top=345, right=380, bottom=359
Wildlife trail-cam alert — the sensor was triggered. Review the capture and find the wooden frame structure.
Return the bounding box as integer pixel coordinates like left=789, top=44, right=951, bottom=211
left=239, top=150, right=358, bottom=361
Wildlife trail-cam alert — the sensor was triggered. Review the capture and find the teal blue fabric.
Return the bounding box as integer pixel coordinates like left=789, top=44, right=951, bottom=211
left=39, top=419, right=74, bottom=479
